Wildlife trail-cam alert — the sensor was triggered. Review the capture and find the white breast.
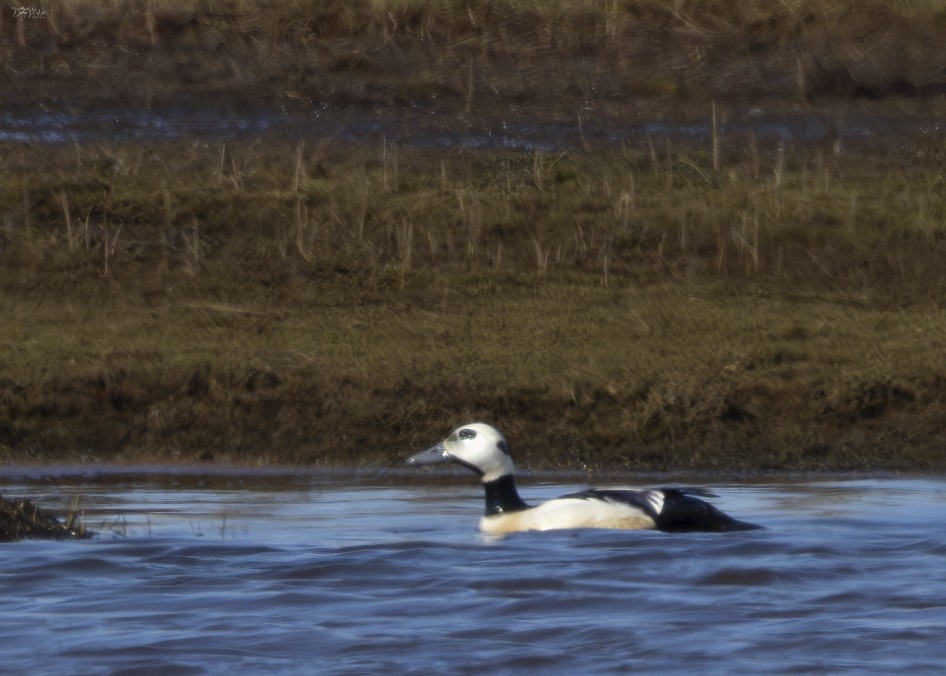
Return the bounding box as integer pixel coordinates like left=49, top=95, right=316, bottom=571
left=479, top=497, right=657, bottom=534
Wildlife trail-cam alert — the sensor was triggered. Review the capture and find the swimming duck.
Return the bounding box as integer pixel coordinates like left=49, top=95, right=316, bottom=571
left=407, top=423, right=759, bottom=534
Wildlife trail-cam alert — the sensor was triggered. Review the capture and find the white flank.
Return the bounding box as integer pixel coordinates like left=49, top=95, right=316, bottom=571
left=480, top=497, right=657, bottom=534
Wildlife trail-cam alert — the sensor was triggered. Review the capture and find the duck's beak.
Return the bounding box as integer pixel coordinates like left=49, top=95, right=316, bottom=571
left=406, top=442, right=451, bottom=466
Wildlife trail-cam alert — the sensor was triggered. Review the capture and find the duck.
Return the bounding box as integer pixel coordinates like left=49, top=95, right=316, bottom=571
left=407, top=422, right=759, bottom=534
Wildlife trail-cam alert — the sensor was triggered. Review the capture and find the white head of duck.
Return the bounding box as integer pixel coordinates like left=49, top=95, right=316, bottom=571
left=407, top=422, right=760, bottom=534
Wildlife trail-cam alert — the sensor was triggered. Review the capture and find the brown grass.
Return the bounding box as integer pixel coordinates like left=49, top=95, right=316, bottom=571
left=4, top=0, right=946, bottom=115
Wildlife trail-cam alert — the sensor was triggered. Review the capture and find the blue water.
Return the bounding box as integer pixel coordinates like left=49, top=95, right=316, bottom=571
left=2, top=468, right=945, bottom=674
left=1, top=107, right=941, bottom=150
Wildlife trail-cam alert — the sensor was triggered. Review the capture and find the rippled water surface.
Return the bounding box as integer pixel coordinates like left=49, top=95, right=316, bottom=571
left=2, top=467, right=945, bottom=674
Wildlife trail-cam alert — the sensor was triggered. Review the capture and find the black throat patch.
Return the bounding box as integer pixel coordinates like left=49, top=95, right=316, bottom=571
left=482, top=475, right=529, bottom=516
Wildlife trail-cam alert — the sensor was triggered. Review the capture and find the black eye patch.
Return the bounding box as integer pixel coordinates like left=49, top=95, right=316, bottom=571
left=496, top=440, right=510, bottom=456
left=458, top=428, right=477, bottom=440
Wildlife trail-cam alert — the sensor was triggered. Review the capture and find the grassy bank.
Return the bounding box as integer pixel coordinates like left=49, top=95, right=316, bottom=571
left=4, top=1, right=946, bottom=470
left=3, top=135, right=946, bottom=470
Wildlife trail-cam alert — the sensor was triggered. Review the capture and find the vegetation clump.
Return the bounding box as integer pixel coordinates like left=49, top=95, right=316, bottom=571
left=0, top=494, right=89, bottom=541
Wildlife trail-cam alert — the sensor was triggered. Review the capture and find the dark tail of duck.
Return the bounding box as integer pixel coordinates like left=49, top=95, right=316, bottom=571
left=653, top=489, right=761, bottom=532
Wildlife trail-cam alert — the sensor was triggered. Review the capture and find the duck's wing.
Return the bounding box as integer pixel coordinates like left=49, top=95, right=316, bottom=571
left=561, top=487, right=760, bottom=532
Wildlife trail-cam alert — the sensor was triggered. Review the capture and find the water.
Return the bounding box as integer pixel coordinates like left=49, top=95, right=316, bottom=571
left=1, top=106, right=942, bottom=150
left=2, top=467, right=945, bottom=674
